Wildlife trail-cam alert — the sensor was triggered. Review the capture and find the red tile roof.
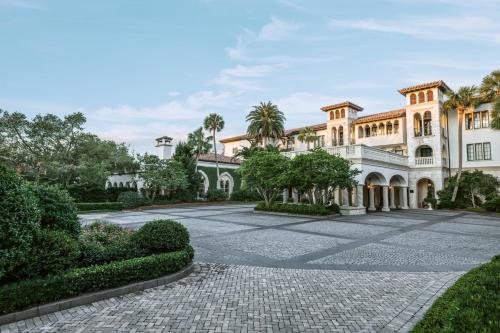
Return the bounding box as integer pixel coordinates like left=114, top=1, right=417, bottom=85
left=320, top=101, right=364, bottom=112
left=198, top=153, right=242, bottom=165
left=352, top=109, right=406, bottom=125
left=284, top=123, right=327, bottom=136
left=398, top=80, right=452, bottom=95
left=219, top=134, right=251, bottom=143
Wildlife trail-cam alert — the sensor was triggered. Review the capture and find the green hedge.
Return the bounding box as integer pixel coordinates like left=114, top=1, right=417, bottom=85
left=76, top=202, right=124, bottom=212
left=255, top=202, right=329, bottom=216
left=411, top=255, right=500, bottom=333
left=0, top=245, right=194, bottom=315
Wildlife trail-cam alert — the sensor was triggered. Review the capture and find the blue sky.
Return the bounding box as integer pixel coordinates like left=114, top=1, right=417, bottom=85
left=1, top=0, right=499, bottom=153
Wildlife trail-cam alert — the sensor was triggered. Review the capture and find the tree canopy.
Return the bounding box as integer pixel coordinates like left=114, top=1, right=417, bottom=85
left=297, top=127, right=318, bottom=151
left=246, top=101, right=285, bottom=146
left=480, top=69, right=500, bottom=129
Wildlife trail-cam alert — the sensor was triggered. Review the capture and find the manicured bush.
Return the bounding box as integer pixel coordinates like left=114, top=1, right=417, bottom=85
left=483, top=194, right=500, bottom=213
left=327, top=202, right=340, bottom=213
left=205, top=189, right=227, bottom=201
left=411, top=255, right=500, bottom=333
left=0, top=246, right=194, bottom=315
left=76, top=202, right=124, bottom=212
left=0, top=165, right=40, bottom=282
left=255, top=202, right=330, bottom=216
left=30, top=184, right=80, bottom=237
left=11, top=230, right=80, bottom=281
left=78, top=221, right=144, bottom=267
left=230, top=188, right=260, bottom=202
left=117, top=191, right=147, bottom=209
left=132, top=220, right=190, bottom=254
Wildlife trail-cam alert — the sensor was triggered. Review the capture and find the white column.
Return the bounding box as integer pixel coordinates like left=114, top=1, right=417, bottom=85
left=292, top=188, right=299, bottom=204
left=356, top=184, right=364, bottom=208
left=398, top=187, right=403, bottom=208
left=334, top=187, right=340, bottom=205
left=283, top=189, right=288, bottom=203
left=382, top=186, right=390, bottom=212
left=322, top=190, right=327, bottom=205
left=401, top=186, right=409, bottom=209
left=368, top=186, right=376, bottom=211
left=342, top=188, right=349, bottom=207
left=389, top=187, right=396, bottom=209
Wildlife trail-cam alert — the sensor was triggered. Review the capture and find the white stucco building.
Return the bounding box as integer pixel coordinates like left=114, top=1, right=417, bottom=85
left=220, top=80, right=500, bottom=212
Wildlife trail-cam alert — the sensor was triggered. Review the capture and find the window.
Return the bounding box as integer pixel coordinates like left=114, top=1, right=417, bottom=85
left=364, top=125, right=370, bottom=137
left=371, top=124, right=377, bottom=136
left=335, top=110, right=340, bottom=119
left=419, top=147, right=433, bottom=157
left=482, top=111, right=490, bottom=128
left=475, top=143, right=483, bottom=160
left=423, top=111, right=432, bottom=136
left=386, top=122, right=393, bottom=135
left=378, top=123, right=385, bottom=135
left=484, top=142, right=491, bottom=160
left=467, top=144, right=474, bottom=161
left=474, top=112, right=481, bottom=129
left=338, top=126, right=344, bottom=145
left=394, top=120, right=399, bottom=134
left=414, top=113, right=422, bottom=137
left=329, top=111, right=334, bottom=120
left=410, top=94, right=417, bottom=105
left=418, top=92, right=425, bottom=103
left=341, top=109, right=345, bottom=118
left=426, top=90, right=434, bottom=101
left=232, top=147, right=239, bottom=155
left=465, top=113, right=472, bottom=130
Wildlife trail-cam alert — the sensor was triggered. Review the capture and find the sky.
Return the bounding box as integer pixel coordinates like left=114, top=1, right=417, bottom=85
left=1, top=0, right=500, bottom=154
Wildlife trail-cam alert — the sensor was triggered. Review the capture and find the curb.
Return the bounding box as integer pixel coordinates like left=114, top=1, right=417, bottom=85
left=0, top=263, right=194, bottom=326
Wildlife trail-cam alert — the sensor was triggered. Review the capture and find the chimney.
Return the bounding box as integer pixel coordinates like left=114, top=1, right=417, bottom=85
left=155, top=136, right=173, bottom=160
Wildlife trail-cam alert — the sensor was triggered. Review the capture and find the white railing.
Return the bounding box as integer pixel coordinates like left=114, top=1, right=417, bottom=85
left=283, top=144, right=408, bottom=167
left=415, top=156, right=434, bottom=166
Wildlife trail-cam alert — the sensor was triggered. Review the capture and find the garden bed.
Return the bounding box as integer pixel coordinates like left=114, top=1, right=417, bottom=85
left=254, top=202, right=338, bottom=216
left=411, top=255, right=500, bottom=332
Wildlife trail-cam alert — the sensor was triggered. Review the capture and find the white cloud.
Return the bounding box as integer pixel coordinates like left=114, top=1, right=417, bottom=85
left=257, top=16, right=302, bottom=41
left=225, top=29, right=255, bottom=61
left=212, top=64, right=286, bottom=91
left=329, top=16, right=500, bottom=43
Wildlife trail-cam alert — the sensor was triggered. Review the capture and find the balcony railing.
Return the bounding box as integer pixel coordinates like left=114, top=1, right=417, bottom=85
left=415, top=156, right=434, bottom=166
left=283, top=144, right=408, bottom=167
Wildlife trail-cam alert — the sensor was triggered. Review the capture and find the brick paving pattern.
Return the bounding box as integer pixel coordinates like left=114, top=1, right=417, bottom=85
left=3, top=204, right=499, bottom=332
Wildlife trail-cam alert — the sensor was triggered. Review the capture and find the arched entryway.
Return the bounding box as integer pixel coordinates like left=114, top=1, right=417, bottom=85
left=364, top=172, right=388, bottom=211
left=389, top=175, right=408, bottom=209
left=416, top=178, right=435, bottom=208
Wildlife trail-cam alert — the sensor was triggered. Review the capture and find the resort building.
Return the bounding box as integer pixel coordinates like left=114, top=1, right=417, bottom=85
left=220, top=81, right=500, bottom=212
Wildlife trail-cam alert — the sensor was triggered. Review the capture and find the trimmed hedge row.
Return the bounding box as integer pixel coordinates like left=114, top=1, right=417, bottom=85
left=255, top=202, right=330, bottom=216
left=0, top=245, right=194, bottom=315
left=411, top=255, right=500, bottom=333
left=76, top=202, right=124, bottom=212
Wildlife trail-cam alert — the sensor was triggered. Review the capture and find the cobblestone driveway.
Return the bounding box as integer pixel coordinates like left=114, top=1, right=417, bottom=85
left=3, top=205, right=499, bottom=332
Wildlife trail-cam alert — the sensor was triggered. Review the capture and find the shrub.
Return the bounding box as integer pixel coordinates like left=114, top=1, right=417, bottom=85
left=30, top=184, right=80, bottom=237
left=230, top=188, right=260, bottom=202
left=10, top=230, right=80, bottom=281
left=0, top=165, right=40, bottom=282
left=117, top=191, right=147, bottom=209
left=0, top=245, right=194, bottom=315
left=437, top=198, right=467, bottom=210
left=132, top=220, right=190, bottom=254
left=205, top=189, right=227, bottom=201
left=483, top=194, right=500, bottom=212
left=327, top=202, right=340, bottom=213
left=255, top=202, right=330, bottom=216
left=76, top=202, right=124, bottom=212
left=78, top=221, right=144, bottom=267
left=411, top=255, right=500, bottom=333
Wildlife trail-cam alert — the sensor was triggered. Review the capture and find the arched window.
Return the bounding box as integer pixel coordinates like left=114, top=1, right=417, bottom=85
left=416, top=145, right=433, bottom=157
left=218, top=173, right=233, bottom=196
left=335, top=110, right=340, bottom=119
left=371, top=124, right=378, bottom=136
left=113, top=182, right=118, bottom=188
left=132, top=181, right=137, bottom=189
left=365, top=125, right=371, bottom=137
left=386, top=121, right=393, bottom=135
left=126, top=182, right=130, bottom=188
left=358, top=126, right=364, bottom=138
left=340, top=108, right=345, bottom=118
left=106, top=181, right=112, bottom=189
left=338, top=126, right=344, bottom=146
left=378, top=123, right=385, bottom=135
left=329, top=111, right=334, bottom=120
left=394, top=120, right=399, bottom=134
left=410, top=93, right=417, bottom=105
left=119, top=182, right=124, bottom=188
left=423, top=111, right=432, bottom=135
left=414, top=113, right=422, bottom=137
left=426, top=90, right=433, bottom=102
left=331, top=127, right=337, bottom=146
left=418, top=91, right=425, bottom=103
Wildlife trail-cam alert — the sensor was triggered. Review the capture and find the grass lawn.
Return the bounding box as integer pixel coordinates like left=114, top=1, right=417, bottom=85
left=411, top=255, right=500, bottom=333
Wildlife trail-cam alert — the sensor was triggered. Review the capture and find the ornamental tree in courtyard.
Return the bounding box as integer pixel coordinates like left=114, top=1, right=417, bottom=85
left=137, top=154, right=188, bottom=201
left=286, top=148, right=360, bottom=205
left=237, top=150, right=289, bottom=208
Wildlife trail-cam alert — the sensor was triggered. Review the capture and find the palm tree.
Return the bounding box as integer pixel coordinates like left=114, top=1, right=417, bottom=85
left=203, top=113, right=225, bottom=179
left=297, top=127, right=318, bottom=150
left=187, top=127, right=212, bottom=171
left=443, top=86, right=478, bottom=202
left=246, top=101, right=286, bottom=146
left=479, top=70, right=500, bottom=130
